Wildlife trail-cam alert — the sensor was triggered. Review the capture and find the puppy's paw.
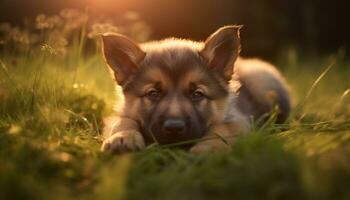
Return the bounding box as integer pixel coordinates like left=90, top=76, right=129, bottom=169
left=189, top=143, right=213, bottom=154
left=189, top=140, right=229, bottom=154
left=101, top=130, right=145, bottom=153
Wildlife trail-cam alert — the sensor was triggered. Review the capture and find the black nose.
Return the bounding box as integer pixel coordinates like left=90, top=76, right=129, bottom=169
left=163, top=118, right=185, bottom=134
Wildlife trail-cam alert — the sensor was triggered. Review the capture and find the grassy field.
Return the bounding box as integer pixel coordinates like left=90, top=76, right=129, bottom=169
left=1, top=13, right=350, bottom=200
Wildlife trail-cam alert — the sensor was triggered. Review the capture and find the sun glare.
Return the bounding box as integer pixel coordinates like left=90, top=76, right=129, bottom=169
left=82, top=0, right=133, bottom=11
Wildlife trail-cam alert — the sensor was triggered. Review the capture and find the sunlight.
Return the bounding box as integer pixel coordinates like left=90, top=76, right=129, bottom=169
left=0, top=1, right=349, bottom=200
left=79, top=0, right=134, bottom=11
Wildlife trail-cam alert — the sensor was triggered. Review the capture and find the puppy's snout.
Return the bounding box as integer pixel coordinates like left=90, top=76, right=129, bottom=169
left=163, top=118, right=185, bottom=134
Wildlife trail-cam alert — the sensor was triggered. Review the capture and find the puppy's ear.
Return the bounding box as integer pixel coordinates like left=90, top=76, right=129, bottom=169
left=200, top=25, right=242, bottom=81
left=101, top=33, right=145, bottom=85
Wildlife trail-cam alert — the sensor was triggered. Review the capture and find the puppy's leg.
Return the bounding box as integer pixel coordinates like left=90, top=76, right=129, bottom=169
left=101, top=117, right=145, bottom=153
left=189, top=124, right=232, bottom=154
left=190, top=118, right=250, bottom=154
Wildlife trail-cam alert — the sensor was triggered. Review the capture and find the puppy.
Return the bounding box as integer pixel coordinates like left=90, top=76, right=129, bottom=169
left=100, top=25, right=290, bottom=153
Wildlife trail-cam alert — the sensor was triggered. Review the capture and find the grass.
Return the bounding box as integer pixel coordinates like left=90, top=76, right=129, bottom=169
left=1, top=23, right=350, bottom=200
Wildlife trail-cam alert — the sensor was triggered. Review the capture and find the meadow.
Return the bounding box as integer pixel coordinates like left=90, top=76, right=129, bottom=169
left=1, top=10, right=350, bottom=200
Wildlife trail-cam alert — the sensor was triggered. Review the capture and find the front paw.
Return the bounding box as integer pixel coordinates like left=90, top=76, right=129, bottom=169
left=189, top=140, right=230, bottom=154
left=101, top=130, right=145, bottom=153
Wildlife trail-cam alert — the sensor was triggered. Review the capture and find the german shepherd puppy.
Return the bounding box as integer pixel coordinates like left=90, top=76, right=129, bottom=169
left=100, top=25, right=290, bottom=153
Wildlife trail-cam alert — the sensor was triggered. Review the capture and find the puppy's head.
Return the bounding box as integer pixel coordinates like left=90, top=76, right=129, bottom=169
left=102, top=26, right=241, bottom=146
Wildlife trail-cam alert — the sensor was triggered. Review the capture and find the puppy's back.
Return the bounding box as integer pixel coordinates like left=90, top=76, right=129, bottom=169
left=234, top=58, right=291, bottom=123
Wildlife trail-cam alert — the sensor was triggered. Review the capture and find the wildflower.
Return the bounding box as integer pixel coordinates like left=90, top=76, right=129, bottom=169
left=36, top=14, right=50, bottom=29
left=87, top=23, right=119, bottom=39
left=36, top=14, right=62, bottom=30
left=127, top=21, right=152, bottom=42
left=41, top=30, right=68, bottom=56
left=48, top=15, right=62, bottom=28
left=41, top=44, right=57, bottom=55
left=60, top=9, right=88, bottom=35
left=10, top=27, right=31, bottom=45
left=60, top=8, right=80, bottom=19
left=0, top=23, right=12, bottom=44
left=48, top=31, right=68, bottom=46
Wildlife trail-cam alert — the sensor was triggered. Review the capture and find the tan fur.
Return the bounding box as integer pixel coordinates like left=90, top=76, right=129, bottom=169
left=234, top=58, right=291, bottom=123
left=235, top=58, right=289, bottom=105
left=100, top=26, right=290, bottom=154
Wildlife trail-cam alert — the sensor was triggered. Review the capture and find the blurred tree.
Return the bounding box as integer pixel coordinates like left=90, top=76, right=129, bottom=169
left=0, top=0, right=349, bottom=59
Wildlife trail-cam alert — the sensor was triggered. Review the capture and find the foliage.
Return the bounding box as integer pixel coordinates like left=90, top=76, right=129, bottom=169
left=0, top=9, right=350, bottom=200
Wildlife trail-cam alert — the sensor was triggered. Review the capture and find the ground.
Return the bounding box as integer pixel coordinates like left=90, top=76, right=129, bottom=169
left=0, top=41, right=350, bottom=200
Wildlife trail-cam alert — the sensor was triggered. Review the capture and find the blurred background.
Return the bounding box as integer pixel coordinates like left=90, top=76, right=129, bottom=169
left=0, top=0, right=349, bottom=60
left=1, top=2, right=350, bottom=200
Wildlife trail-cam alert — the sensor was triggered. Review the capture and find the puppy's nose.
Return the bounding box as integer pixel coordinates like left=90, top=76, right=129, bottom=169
left=163, top=118, right=185, bottom=134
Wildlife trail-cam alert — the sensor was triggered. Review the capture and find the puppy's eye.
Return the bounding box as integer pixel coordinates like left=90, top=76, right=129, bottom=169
left=145, top=89, right=160, bottom=100
left=191, top=90, right=205, bottom=102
